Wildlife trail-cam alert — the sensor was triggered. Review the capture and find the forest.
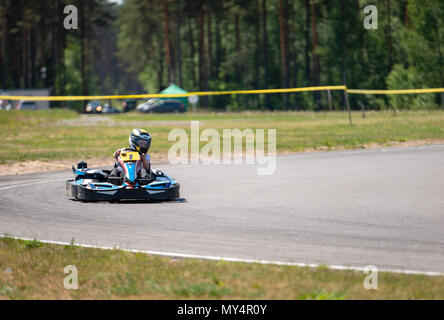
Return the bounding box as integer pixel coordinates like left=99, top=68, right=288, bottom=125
left=0, top=0, right=443, bottom=110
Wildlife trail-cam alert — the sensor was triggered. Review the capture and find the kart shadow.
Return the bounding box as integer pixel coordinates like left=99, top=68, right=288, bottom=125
left=112, top=198, right=187, bottom=204
left=69, top=198, right=187, bottom=204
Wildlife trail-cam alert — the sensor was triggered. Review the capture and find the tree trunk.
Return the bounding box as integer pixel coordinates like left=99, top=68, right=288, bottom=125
left=30, top=29, right=36, bottom=87
left=214, top=9, right=222, bottom=75
left=57, top=0, right=65, bottom=95
left=198, top=8, right=205, bottom=90
left=53, top=0, right=61, bottom=94
left=311, top=0, right=321, bottom=109
left=430, top=1, right=444, bottom=109
left=1, top=0, right=7, bottom=88
left=187, top=8, right=197, bottom=88
left=22, top=0, right=29, bottom=88
left=198, top=6, right=208, bottom=106
left=79, top=0, right=89, bottom=96
left=340, top=0, right=347, bottom=109
left=289, top=0, right=299, bottom=109
left=162, top=0, right=175, bottom=84
left=262, top=0, right=270, bottom=108
left=157, top=40, right=164, bottom=91
left=206, top=0, right=212, bottom=76
left=254, top=0, right=260, bottom=91
left=386, top=0, right=393, bottom=74
left=176, top=0, right=182, bottom=86
left=279, top=0, right=290, bottom=108
left=38, top=1, right=47, bottom=88
left=304, top=0, right=311, bottom=84
left=234, top=12, right=240, bottom=84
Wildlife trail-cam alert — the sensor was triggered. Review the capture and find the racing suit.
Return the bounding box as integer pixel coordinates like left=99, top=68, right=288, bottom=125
left=109, top=148, right=151, bottom=178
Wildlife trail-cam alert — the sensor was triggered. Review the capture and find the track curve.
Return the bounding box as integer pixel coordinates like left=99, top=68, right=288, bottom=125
left=1, top=145, right=444, bottom=273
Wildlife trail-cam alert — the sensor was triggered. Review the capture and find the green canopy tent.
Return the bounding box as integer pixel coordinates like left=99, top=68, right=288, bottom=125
left=160, top=84, right=188, bottom=110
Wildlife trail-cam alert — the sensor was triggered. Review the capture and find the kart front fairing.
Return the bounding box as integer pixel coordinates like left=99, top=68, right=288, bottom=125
left=66, top=166, right=180, bottom=201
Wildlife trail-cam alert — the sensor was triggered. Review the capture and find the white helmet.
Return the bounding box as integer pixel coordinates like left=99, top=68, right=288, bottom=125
left=129, top=129, right=151, bottom=154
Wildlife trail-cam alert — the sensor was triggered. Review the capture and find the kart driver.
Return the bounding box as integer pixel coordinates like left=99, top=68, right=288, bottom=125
left=110, top=128, right=151, bottom=177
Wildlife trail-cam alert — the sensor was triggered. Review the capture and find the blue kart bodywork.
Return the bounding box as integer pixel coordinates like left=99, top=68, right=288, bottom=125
left=66, top=165, right=180, bottom=202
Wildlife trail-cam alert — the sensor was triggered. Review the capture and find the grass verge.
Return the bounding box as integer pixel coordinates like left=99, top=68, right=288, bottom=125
left=1, top=109, right=444, bottom=165
left=0, top=237, right=443, bottom=299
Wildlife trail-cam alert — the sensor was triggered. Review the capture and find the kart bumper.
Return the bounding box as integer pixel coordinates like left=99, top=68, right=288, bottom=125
left=66, top=179, right=180, bottom=201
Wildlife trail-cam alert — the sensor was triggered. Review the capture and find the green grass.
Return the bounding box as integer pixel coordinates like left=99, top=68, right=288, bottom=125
left=0, top=109, right=78, bottom=126
left=23, top=239, right=43, bottom=249
left=0, top=237, right=443, bottom=299
left=1, top=109, right=444, bottom=164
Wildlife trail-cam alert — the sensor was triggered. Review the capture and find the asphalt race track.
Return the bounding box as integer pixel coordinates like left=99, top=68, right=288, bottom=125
left=1, top=145, right=444, bottom=273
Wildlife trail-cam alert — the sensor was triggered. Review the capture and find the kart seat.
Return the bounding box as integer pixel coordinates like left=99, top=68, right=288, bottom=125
left=75, top=169, right=109, bottom=182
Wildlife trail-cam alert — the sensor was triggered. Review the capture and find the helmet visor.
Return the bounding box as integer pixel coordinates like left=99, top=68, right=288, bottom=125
left=136, top=139, right=149, bottom=149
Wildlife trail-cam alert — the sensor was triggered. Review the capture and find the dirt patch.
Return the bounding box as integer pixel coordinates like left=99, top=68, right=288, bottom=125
left=300, top=139, right=444, bottom=153
left=0, top=153, right=170, bottom=176
left=0, top=158, right=113, bottom=176
left=361, top=139, right=444, bottom=149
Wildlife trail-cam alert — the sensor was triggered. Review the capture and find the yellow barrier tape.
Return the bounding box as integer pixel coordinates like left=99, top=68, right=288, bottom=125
left=0, top=86, right=346, bottom=101
left=188, top=85, right=347, bottom=96
left=347, top=88, right=444, bottom=95
left=2, top=85, right=443, bottom=101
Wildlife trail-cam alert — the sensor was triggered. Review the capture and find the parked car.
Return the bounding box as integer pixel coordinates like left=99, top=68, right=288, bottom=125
left=85, top=101, right=103, bottom=114
left=102, top=103, right=121, bottom=114
left=136, top=99, right=186, bottom=113
left=16, top=100, right=37, bottom=110
left=122, top=99, right=137, bottom=112
left=0, top=96, right=12, bottom=110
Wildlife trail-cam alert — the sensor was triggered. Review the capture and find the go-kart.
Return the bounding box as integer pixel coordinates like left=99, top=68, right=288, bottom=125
left=66, top=149, right=180, bottom=202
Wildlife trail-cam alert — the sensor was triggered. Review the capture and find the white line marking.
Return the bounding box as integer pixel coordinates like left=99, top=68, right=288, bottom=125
left=2, top=235, right=443, bottom=277
left=0, top=178, right=66, bottom=191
